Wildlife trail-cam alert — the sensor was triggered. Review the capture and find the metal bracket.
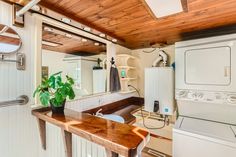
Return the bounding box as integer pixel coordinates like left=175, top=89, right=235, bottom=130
left=0, top=53, right=26, bottom=70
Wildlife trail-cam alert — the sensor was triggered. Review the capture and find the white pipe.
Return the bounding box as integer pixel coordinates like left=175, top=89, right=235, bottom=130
left=152, top=50, right=168, bottom=67
left=16, top=0, right=41, bottom=17
left=159, top=50, right=168, bottom=66
left=152, top=56, right=163, bottom=67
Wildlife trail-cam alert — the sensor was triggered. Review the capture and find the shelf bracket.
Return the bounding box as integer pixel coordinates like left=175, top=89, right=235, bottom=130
left=61, top=129, right=72, bottom=157
left=37, top=118, right=46, bottom=150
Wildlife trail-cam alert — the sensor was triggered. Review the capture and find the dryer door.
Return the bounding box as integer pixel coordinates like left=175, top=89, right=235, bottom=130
left=185, top=46, right=231, bottom=86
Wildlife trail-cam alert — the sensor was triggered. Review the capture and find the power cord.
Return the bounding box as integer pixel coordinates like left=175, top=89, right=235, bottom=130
left=128, top=85, right=167, bottom=130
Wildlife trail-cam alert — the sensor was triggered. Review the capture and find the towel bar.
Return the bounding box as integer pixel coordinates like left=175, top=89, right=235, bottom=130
left=0, top=95, right=29, bottom=108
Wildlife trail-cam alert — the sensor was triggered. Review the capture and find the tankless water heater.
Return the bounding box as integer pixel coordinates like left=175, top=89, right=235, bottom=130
left=144, top=67, right=175, bottom=115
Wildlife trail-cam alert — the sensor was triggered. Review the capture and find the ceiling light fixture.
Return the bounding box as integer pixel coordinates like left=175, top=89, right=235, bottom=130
left=112, top=39, right=117, bottom=42
left=65, top=33, right=72, bottom=38
left=42, top=40, right=61, bottom=47
left=44, top=27, right=53, bottom=32
left=94, top=42, right=99, bottom=46
left=99, top=33, right=106, bottom=38
left=82, top=39, right=88, bottom=42
left=144, top=0, right=185, bottom=18
left=83, top=27, right=91, bottom=32
left=61, top=17, right=71, bottom=24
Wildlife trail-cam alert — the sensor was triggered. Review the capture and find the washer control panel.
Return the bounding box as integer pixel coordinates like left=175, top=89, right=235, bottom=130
left=176, top=89, right=236, bottom=105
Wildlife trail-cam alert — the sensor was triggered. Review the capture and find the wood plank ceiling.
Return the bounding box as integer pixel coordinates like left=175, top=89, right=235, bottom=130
left=4, top=0, right=236, bottom=49
left=42, top=24, right=106, bottom=54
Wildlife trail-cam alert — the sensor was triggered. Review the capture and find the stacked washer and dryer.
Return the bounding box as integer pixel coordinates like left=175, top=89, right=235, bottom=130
left=174, top=34, right=236, bottom=157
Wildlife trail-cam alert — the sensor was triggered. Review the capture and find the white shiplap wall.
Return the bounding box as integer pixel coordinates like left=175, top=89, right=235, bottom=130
left=0, top=2, right=135, bottom=157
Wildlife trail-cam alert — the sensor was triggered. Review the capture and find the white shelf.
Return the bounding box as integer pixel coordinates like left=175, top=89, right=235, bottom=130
left=120, top=77, right=137, bottom=81
left=117, top=66, right=136, bottom=70
left=117, top=53, right=138, bottom=93
left=116, top=54, right=137, bottom=60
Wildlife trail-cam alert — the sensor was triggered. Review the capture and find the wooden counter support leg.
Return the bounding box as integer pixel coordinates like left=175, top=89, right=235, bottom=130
left=105, top=149, right=119, bottom=157
left=61, top=129, right=72, bottom=157
left=37, top=118, right=46, bottom=150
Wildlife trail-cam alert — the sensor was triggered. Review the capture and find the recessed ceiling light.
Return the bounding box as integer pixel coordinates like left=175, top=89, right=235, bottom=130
left=44, top=27, right=53, bottom=32
left=84, top=27, right=91, bottom=32
left=82, top=38, right=87, bottom=42
left=65, top=33, right=72, bottom=38
left=61, top=17, right=71, bottom=24
left=94, top=42, right=99, bottom=46
left=145, top=0, right=184, bottom=18
left=112, top=39, right=117, bottom=42
left=99, top=33, right=106, bottom=38
left=42, top=40, right=60, bottom=47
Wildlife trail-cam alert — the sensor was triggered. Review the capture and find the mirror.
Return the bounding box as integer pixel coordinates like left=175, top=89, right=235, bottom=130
left=41, top=24, right=107, bottom=99
left=0, top=24, right=22, bottom=54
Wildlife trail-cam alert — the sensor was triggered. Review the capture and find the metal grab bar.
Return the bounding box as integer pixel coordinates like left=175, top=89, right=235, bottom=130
left=0, top=95, right=29, bottom=108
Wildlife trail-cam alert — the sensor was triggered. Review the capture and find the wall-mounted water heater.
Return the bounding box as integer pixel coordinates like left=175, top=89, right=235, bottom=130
left=144, top=67, right=175, bottom=115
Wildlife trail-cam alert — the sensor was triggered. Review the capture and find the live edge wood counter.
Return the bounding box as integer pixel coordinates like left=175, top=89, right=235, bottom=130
left=32, top=108, right=150, bottom=157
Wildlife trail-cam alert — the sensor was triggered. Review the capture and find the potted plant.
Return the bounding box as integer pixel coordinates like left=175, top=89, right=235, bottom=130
left=33, top=71, right=75, bottom=114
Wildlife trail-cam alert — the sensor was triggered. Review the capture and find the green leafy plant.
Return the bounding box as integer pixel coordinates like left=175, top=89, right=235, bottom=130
left=33, top=71, right=75, bottom=107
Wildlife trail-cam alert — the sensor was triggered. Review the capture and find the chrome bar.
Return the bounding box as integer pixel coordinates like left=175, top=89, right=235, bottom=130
left=0, top=95, right=29, bottom=108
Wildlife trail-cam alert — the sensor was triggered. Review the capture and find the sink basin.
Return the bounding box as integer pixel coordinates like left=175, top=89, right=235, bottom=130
left=102, top=114, right=125, bottom=123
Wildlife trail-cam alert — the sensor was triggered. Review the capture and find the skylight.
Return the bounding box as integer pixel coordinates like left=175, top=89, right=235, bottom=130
left=145, top=0, right=184, bottom=18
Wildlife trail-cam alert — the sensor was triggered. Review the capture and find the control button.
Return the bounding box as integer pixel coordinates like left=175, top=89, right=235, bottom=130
left=197, top=93, right=203, bottom=98
left=192, top=93, right=197, bottom=98
left=227, top=95, right=236, bottom=104
left=178, top=90, right=187, bottom=98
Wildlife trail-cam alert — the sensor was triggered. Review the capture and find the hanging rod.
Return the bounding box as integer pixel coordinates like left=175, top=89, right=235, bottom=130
left=0, top=95, right=29, bottom=108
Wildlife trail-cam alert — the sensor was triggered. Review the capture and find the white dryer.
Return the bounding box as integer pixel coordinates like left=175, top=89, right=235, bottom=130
left=174, top=33, right=236, bottom=157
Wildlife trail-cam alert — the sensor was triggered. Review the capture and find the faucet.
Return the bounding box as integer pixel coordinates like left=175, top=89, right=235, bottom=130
left=95, top=108, right=103, bottom=117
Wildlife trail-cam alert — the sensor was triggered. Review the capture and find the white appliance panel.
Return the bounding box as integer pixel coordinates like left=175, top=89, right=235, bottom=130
left=174, top=34, right=236, bottom=157
left=176, top=36, right=236, bottom=92
left=179, top=117, right=236, bottom=143
left=145, top=67, right=174, bottom=115
left=175, top=34, right=236, bottom=123
left=173, top=131, right=236, bottom=157
left=185, top=46, right=231, bottom=85
left=173, top=117, right=236, bottom=157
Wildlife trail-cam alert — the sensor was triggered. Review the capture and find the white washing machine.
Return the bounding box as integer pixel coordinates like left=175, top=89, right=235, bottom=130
left=174, top=34, right=236, bottom=157
left=173, top=116, right=236, bottom=157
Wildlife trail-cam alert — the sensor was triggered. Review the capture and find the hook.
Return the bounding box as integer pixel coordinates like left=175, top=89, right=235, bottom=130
left=110, top=57, right=115, bottom=65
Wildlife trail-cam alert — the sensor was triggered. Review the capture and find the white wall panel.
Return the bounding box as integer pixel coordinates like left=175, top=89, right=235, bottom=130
left=0, top=2, right=134, bottom=157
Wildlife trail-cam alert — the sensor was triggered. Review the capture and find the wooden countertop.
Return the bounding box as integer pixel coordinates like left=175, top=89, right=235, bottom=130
left=32, top=108, right=150, bottom=157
